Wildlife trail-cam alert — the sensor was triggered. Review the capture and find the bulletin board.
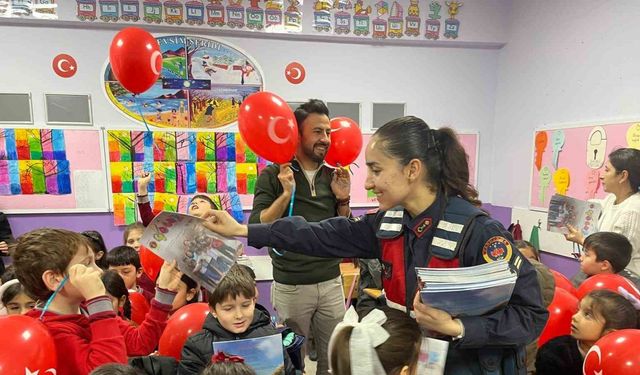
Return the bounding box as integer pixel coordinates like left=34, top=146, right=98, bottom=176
left=350, top=131, right=479, bottom=207
left=0, top=127, right=109, bottom=213
left=529, top=121, right=640, bottom=211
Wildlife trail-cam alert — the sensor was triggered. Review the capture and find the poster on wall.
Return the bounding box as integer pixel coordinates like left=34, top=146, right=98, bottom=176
left=75, top=0, right=303, bottom=33
left=309, top=0, right=461, bottom=40
left=0, top=128, right=70, bottom=196
left=104, top=34, right=264, bottom=129
left=0, top=0, right=58, bottom=19
left=107, top=129, right=269, bottom=225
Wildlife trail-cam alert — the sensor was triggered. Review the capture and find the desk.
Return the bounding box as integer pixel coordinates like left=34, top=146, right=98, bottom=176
left=340, top=262, right=360, bottom=302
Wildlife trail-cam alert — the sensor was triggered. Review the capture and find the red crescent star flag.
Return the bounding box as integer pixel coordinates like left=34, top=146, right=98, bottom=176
left=52, top=54, right=77, bottom=78
left=285, top=62, right=306, bottom=84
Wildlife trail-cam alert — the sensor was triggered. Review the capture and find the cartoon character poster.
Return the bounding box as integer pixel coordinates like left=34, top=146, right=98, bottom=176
left=103, top=35, right=264, bottom=129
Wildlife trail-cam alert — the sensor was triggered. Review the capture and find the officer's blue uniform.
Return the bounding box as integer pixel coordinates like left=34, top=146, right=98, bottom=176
left=248, top=194, right=549, bottom=375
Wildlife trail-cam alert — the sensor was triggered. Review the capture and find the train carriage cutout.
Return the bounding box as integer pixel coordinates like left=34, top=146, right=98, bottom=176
left=164, top=0, right=184, bottom=24
left=405, top=15, right=419, bottom=36
left=143, top=0, right=162, bottom=23
left=353, top=14, right=369, bottom=35
left=387, top=1, right=402, bottom=38
left=313, top=10, right=331, bottom=32
left=77, top=0, right=97, bottom=20
left=120, top=0, right=140, bottom=21
left=185, top=0, right=204, bottom=24
left=226, top=4, right=245, bottom=28
left=99, top=0, right=119, bottom=21
left=265, top=8, right=282, bottom=29
left=334, top=11, right=351, bottom=34
left=246, top=6, right=264, bottom=29
left=425, top=18, right=440, bottom=40
left=206, top=0, right=225, bottom=26
left=372, top=18, right=387, bottom=39
left=284, top=10, right=301, bottom=29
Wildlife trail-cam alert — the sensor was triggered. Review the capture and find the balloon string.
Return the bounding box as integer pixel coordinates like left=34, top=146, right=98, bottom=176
left=134, top=94, right=160, bottom=154
left=272, top=186, right=295, bottom=257
left=39, top=275, right=69, bottom=321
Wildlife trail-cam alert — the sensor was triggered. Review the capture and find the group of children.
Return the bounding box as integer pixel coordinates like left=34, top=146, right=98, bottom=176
left=514, top=231, right=640, bottom=375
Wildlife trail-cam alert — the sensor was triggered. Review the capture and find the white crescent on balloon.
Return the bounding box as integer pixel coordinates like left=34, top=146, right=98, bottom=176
left=25, top=368, right=57, bottom=375
left=583, top=344, right=603, bottom=375
left=150, top=51, right=162, bottom=76
left=267, top=116, right=294, bottom=144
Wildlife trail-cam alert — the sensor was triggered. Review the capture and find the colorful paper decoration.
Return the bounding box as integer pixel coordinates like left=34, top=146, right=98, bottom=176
left=627, top=123, right=640, bottom=150
left=113, top=193, right=137, bottom=226
left=539, top=166, right=552, bottom=204
left=586, top=126, right=607, bottom=169
left=551, top=130, right=565, bottom=170
left=236, top=163, right=258, bottom=194
left=553, top=168, right=571, bottom=196
left=196, top=162, right=217, bottom=193
left=534, top=131, right=548, bottom=172
left=110, top=162, right=135, bottom=193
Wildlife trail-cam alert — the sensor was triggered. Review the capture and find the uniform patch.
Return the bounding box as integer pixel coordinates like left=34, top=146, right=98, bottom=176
left=413, top=218, right=433, bottom=238
left=482, top=236, right=513, bottom=263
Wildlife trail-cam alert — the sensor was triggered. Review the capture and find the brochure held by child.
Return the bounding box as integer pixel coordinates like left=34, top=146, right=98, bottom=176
left=140, top=211, right=243, bottom=292
left=416, top=260, right=517, bottom=317
left=212, top=334, right=285, bottom=375
left=547, top=194, right=602, bottom=236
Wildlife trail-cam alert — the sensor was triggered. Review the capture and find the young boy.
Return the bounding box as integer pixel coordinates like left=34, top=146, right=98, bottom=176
left=13, top=228, right=128, bottom=375
left=178, top=265, right=294, bottom=375
left=107, top=245, right=154, bottom=303
left=572, top=231, right=640, bottom=288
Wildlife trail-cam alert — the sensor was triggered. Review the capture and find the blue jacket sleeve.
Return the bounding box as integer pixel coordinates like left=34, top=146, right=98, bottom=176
left=248, top=214, right=381, bottom=259
left=457, top=218, right=549, bottom=348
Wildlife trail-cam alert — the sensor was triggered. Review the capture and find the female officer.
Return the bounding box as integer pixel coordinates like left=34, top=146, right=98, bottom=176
left=203, top=116, right=548, bottom=375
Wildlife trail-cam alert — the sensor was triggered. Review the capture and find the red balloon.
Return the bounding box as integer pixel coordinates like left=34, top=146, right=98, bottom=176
left=576, top=273, right=640, bottom=300
left=583, top=329, right=640, bottom=375
left=158, top=303, right=210, bottom=360
left=325, top=117, right=363, bottom=167
left=238, top=91, right=298, bottom=164
left=129, top=291, right=150, bottom=326
left=550, top=269, right=577, bottom=296
left=109, top=27, right=162, bottom=94
left=538, top=288, right=579, bottom=347
left=139, top=245, right=163, bottom=281
left=0, top=315, right=57, bottom=374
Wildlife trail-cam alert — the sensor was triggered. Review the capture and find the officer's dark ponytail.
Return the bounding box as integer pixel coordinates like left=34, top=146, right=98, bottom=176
left=374, top=116, right=481, bottom=206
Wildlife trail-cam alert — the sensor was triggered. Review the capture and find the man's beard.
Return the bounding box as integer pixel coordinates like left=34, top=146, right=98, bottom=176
left=303, top=143, right=328, bottom=163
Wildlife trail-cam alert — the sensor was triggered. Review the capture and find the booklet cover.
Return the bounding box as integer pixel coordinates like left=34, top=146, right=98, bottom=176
left=212, top=334, right=285, bottom=375
left=140, top=211, right=243, bottom=292
left=416, top=260, right=517, bottom=317
left=547, top=194, right=602, bottom=236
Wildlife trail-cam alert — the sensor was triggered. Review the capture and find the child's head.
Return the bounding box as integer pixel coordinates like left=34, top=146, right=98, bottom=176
left=188, top=195, right=219, bottom=218
left=82, top=230, right=108, bottom=269
left=0, top=279, right=36, bottom=315
left=89, top=363, right=141, bottom=375
left=1, top=265, right=16, bottom=284
left=236, top=264, right=258, bottom=299
left=208, top=265, right=256, bottom=334
left=201, top=353, right=256, bottom=375
left=101, top=269, right=131, bottom=319
left=13, top=228, right=97, bottom=302
left=514, top=240, right=540, bottom=261
left=106, top=246, right=142, bottom=290
left=580, top=232, right=632, bottom=275
left=571, top=290, right=639, bottom=347
left=329, top=307, right=422, bottom=375
left=123, top=222, right=145, bottom=251
left=171, top=274, right=199, bottom=312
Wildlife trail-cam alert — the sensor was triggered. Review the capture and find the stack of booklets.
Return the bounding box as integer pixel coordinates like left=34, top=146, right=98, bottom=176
left=416, top=260, right=517, bottom=317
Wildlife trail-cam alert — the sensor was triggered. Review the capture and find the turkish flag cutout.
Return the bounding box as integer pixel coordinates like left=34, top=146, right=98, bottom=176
left=285, top=62, right=306, bottom=84
left=52, top=54, right=77, bottom=78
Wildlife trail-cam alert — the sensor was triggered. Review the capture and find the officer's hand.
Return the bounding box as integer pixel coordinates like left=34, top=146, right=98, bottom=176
left=564, top=224, right=584, bottom=245
left=413, top=291, right=462, bottom=337
left=277, top=163, right=295, bottom=196
left=330, top=167, right=351, bottom=200
left=202, top=210, right=248, bottom=237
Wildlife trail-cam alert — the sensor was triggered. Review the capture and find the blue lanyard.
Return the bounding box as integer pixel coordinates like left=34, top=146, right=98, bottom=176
left=39, top=275, right=69, bottom=320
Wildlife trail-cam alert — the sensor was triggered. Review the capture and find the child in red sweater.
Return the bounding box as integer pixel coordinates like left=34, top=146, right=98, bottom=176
left=13, top=228, right=181, bottom=374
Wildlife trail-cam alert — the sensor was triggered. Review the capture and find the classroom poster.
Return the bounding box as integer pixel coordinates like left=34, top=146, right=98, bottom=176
left=107, top=129, right=267, bottom=225
left=104, top=35, right=264, bottom=130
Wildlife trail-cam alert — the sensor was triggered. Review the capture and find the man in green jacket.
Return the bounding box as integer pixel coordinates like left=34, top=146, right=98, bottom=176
left=249, top=99, right=351, bottom=375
